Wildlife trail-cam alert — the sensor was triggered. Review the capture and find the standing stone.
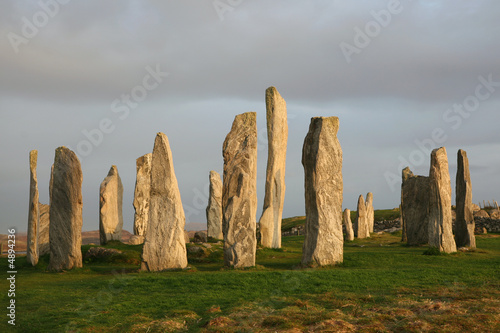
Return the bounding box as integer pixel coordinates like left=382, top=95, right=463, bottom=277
left=38, top=204, right=50, bottom=256
left=354, top=195, right=369, bottom=239
left=301, top=117, right=343, bottom=266
left=401, top=167, right=430, bottom=245
left=206, top=170, right=223, bottom=239
left=343, top=209, right=354, bottom=241
left=428, top=147, right=456, bottom=253
left=259, top=87, right=288, bottom=248
left=141, top=133, right=188, bottom=271
left=366, top=192, right=374, bottom=233
left=455, top=149, right=476, bottom=248
left=27, top=150, right=39, bottom=266
left=222, top=112, right=258, bottom=268
left=99, top=165, right=124, bottom=244
left=133, top=153, right=152, bottom=244
left=48, top=147, right=83, bottom=271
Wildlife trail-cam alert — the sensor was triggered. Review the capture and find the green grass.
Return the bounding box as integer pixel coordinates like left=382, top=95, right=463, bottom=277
left=1, top=233, right=499, bottom=332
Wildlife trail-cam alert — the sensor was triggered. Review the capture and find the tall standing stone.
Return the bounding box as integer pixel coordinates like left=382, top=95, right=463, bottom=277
left=141, top=133, right=187, bottom=271
left=401, top=167, right=430, bottom=245
left=355, top=195, right=369, bottom=239
left=301, top=117, right=343, bottom=266
left=428, top=147, right=456, bottom=253
left=206, top=170, right=223, bottom=239
left=455, top=149, right=476, bottom=248
left=48, top=147, right=83, bottom=271
left=133, top=153, right=152, bottom=243
left=222, top=112, right=258, bottom=268
left=366, top=192, right=374, bottom=233
left=259, top=87, right=288, bottom=248
left=38, top=204, right=50, bottom=256
left=27, top=150, right=39, bottom=266
left=99, top=165, right=124, bottom=244
left=343, top=208, right=354, bottom=241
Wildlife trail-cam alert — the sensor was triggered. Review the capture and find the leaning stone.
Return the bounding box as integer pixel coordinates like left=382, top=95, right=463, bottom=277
left=401, top=167, right=430, bottom=245
left=343, top=209, right=354, bottom=241
left=48, top=147, right=83, bottom=271
left=141, top=133, right=188, bottom=271
left=365, top=192, right=375, bottom=233
left=38, top=204, right=50, bottom=256
left=301, top=117, right=343, bottom=266
left=206, top=171, right=223, bottom=240
left=99, top=165, right=124, bottom=245
left=27, top=150, right=39, bottom=266
left=133, top=153, right=152, bottom=240
left=428, top=147, right=456, bottom=253
left=259, top=87, right=288, bottom=248
left=455, top=149, right=476, bottom=248
left=222, top=112, right=258, bottom=268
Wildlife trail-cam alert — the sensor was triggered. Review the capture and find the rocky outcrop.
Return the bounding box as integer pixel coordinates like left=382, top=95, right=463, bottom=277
left=38, top=203, right=50, bottom=256
left=259, top=87, right=288, bottom=248
left=27, top=150, right=39, bottom=266
left=301, top=117, right=343, bottom=267
left=343, top=209, right=354, bottom=241
left=355, top=195, right=369, bottom=239
left=48, top=147, right=83, bottom=271
left=428, top=147, right=456, bottom=253
left=206, top=171, right=223, bottom=239
left=133, top=153, right=152, bottom=242
left=99, top=165, right=123, bottom=244
left=401, top=167, right=430, bottom=245
left=222, top=112, right=258, bottom=268
left=366, top=192, right=374, bottom=233
left=455, top=149, right=476, bottom=248
left=141, top=133, right=188, bottom=271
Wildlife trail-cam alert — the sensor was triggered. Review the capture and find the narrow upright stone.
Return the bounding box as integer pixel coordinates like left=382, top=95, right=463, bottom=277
left=355, top=195, right=369, bottom=239
left=222, top=112, right=258, bottom=268
left=141, top=133, right=188, bottom=271
left=366, top=192, right=374, bottom=233
left=259, top=87, right=288, bottom=248
left=401, top=167, right=430, bottom=245
left=206, top=170, right=223, bottom=239
left=428, top=147, right=456, bottom=253
left=455, top=149, right=476, bottom=248
left=343, top=209, right=354, bottom=241
left=38, top=204, right=50, bottom=256
left=133, top=153, right=152, bottom=243
left=301, top=117, right=343, bottom=266
left=27, top=150, right=39, bottom=266
left=99, top=165, right=124, bottom=244
left=48, top=147, right=83, bottom=271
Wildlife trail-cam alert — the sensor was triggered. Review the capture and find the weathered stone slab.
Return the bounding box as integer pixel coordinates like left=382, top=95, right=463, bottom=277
left=222, top=112, right=258, bottom=268
left=38, top=203, right=50, bottom=256
left=401, top=167, right=430, bottom=245
left=366, top=192, right=374, bottom=233
left=355, top=195, right=370, bottom=239
left=133, top=153, right=152, bottom=241
left=455, top=149, right=476, bottom=248
left=259, top=87, right=288, bottom=248
left=99, top=165, right=123, bottom=244
left=141, top=133, right=188, bottom=271
left=27, top=150, right=39, bottom=266
left=301, top=117, right=343, bottom=266
left=206, top=170, right=223, bottom=239
left=48, top=147, right=83, bottom=271
left=428, top=147, right=456, bottom=253
left=343, top=208, right=354, bottom=241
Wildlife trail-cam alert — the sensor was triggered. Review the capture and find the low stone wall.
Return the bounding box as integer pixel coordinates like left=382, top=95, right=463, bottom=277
left=474, top=217, right=500, bottom=233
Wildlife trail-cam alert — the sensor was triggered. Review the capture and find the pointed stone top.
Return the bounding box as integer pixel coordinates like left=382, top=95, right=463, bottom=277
left=357, top=194, right=365, bottom=206
left=366, top=192, right=373, bottom=202
left=232, top=112, right=256, bottom=127
left=210, top=170, right=221, bottom=178
left=402, top=166, right=414, bottom=181
left=432, top=146, right=447, bottom=156
left=107, top=165, right=119, bottom=176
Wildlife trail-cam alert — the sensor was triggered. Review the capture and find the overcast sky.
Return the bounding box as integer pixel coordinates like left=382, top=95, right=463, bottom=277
left=1, top=0, right=499, bottom=233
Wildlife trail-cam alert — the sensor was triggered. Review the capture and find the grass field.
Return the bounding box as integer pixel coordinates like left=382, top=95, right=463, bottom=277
left=1, top=231, right=499, bottom=332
